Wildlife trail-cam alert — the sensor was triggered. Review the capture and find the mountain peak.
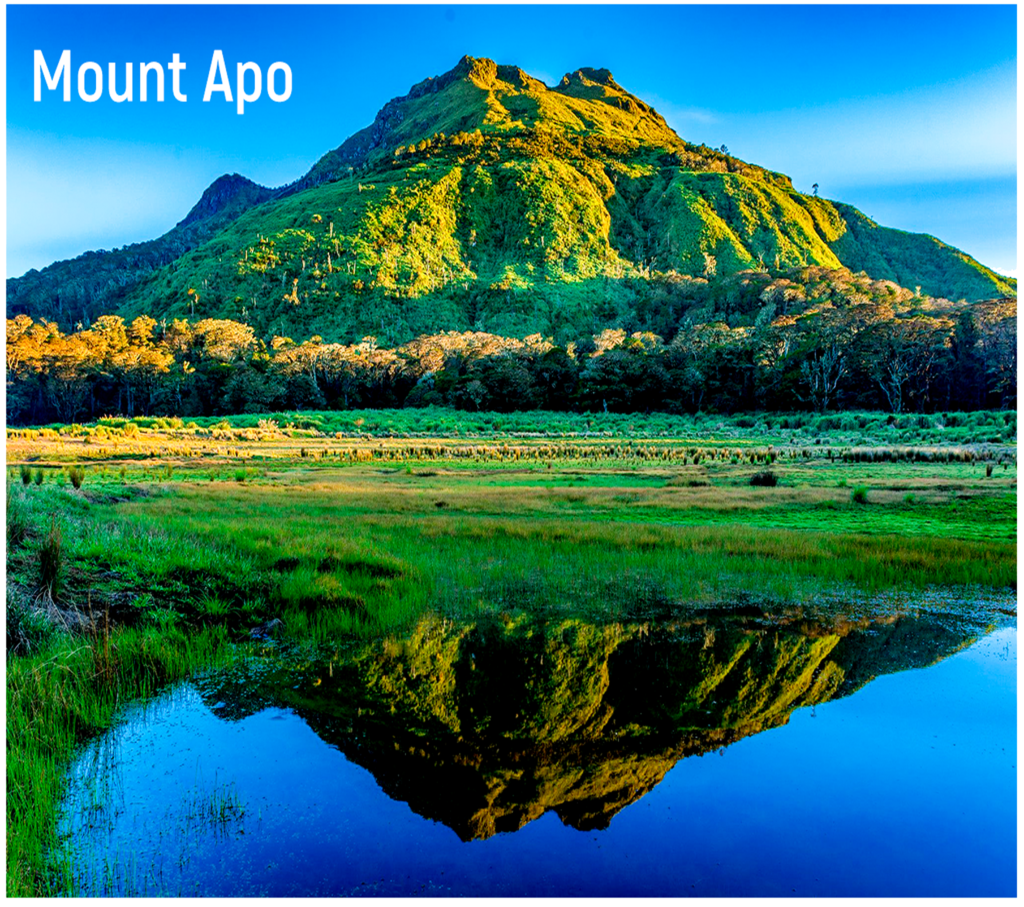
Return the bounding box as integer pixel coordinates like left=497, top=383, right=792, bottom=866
left=178, top=174, right=273, bottom=228
left=425, top=55, right=546, bottom=92
left=453, top=53, right=493, bottom=77
left=560, top=67, right=616, bottom=88
left=297, top=55, right=683, bottom=187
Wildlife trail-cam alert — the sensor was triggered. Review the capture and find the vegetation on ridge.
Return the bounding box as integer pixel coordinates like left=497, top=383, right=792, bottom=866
left=7, top=279, right=1015, bottom=424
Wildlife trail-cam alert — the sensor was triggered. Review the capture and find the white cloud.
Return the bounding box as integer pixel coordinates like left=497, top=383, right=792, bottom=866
left=723, top=65, right=1016, bottom=190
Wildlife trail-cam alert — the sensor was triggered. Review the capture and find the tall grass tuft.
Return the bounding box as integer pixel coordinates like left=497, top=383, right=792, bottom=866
left=39, top=516, right=64, bottom=601
left=20, top=464, right=32, bottom=485
left=7, top=487, right=28, bottom=548
left=6, top=593, right=58, bottom=657
left=32, top=468, right=44, bottom=486
left=749, top=470, right=778, bottom=487
left=6, top=625, right=236, bottom=896
left=67, top=465, right=86, bottom=490
left=851, top=486, right=869, bottom=505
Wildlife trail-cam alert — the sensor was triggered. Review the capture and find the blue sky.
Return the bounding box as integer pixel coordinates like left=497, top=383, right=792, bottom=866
left=6, top=4, right=1017, bottom=279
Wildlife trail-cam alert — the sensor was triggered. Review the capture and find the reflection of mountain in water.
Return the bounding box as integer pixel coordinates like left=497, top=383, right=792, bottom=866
left=200, top=609, right=990, bottom=841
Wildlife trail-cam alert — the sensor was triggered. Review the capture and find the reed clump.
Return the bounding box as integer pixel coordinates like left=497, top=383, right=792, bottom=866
left=38, top=516, right=64, bottom=601
left=7, top=487, right=28, bottom=548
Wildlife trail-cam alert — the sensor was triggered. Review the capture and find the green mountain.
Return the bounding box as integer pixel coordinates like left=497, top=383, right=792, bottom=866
left=7, top=55, right=1014, bottom=344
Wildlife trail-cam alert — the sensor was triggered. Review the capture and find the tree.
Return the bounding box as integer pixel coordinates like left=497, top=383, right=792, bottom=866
left=949, top=311, right=984, bottom=409
left=752, top=311, right=798, bottom=408
left=800, top=346, right=844, bottom=412
left=44, top=333, right=92, bottom=422
left=663, top=322, right=732, bottom=413
left=870, top=321, right=917, bottom=413
left=981, top=311, right=1017, bottom=409
left=797, top=310, right=855, bottom=412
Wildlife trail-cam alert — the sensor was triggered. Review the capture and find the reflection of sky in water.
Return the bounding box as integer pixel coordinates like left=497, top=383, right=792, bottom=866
left=58, top=626, right=1016, bottom=897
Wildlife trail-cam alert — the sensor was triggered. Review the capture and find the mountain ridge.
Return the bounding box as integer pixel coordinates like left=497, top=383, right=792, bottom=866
left=7, top=55, right=1014, bottom=339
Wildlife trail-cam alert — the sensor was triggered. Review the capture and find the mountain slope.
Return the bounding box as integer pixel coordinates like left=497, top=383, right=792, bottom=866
left=293, top=57, right=693, bottom=187
left=7, top=56, right=1014, bottom=342
left=828, top=201, right=1016, bottom=300
left=6, top=174, right=276, bottom=325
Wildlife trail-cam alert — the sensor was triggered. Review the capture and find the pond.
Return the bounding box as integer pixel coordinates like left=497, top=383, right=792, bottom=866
left=55, top=606, right=1016, bottom=897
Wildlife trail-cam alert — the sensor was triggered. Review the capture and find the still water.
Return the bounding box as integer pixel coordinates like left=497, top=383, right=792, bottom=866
left=57, top=608, right=1016, bottom=896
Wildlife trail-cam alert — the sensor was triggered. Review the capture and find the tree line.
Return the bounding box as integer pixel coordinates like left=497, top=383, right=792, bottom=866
left=6, top=287, right=1014, bottom=426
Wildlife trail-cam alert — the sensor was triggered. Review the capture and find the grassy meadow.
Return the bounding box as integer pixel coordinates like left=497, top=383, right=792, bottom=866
left=5, top=408, right=1017, bottom=895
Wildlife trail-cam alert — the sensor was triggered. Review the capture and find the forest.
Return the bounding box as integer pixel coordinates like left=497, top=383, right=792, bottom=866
left=7, top=265, right=1015, bottom=425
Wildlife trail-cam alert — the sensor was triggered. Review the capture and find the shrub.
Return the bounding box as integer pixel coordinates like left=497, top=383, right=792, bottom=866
left=19, top=465, right=31, bottom=486
left=67, top=465, right=85, bottom=489
left=234, top=469, right=247, bottom=483
left=749, top=470, right=778, bottom=487
left=851, top=486, right=869, bottom=505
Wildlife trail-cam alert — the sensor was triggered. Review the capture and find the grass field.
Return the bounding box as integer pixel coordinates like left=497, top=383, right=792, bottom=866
left=5, top=410, right=1017, bottom=895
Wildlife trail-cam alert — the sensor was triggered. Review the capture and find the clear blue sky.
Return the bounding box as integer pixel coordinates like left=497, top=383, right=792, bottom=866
left=6, top=4, right=1017, bottom=279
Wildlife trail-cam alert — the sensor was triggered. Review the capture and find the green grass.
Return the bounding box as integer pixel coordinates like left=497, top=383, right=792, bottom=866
left=80, top=461, right=1017, bottom=628
left=17, top=407, right=1017, bottom=447
left=5, top=430, right=1016, bottom=896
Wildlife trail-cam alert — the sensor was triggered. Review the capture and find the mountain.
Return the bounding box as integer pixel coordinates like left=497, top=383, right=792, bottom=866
left=7, top=55, right=1014, bottom=345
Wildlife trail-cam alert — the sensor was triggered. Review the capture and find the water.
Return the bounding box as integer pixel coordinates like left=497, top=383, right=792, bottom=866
left=56, top=609, right=1016, bottom=896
